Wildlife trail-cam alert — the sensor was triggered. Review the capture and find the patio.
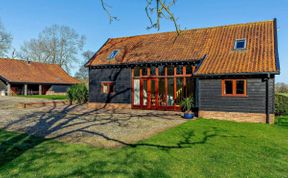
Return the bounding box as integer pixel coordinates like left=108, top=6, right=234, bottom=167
left=0, top=97, right=186, bottom=147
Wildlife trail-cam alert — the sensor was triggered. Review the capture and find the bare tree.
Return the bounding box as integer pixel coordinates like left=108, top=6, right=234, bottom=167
left=18, top=25, right=85, bottom=73
left=0, top=20, right=12, bottom=57
left=275, top=82, right=288, bottom=93
left=100, top=0, right=180, bottom=33
left=75, top=50, right=94, bottom=82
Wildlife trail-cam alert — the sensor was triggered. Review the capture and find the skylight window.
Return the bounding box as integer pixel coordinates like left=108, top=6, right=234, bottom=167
left=107, top=50, right=119, bottom=60
left=234, top=39, right=246, bottom=50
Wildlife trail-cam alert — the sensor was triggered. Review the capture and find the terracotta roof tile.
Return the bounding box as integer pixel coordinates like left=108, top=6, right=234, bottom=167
left=0, top=58, right=80, bottom=84
left=86, top=20, right=279, bottom=75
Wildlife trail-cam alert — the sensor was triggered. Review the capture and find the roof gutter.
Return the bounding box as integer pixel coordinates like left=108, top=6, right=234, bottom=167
left=6, top=81, right=78, bottom=85
left=194, top=71, right=279, bottom=77
left=89, top=58, right=203, bottom=69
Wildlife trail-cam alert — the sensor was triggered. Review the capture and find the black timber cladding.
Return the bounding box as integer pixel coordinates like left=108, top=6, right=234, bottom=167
left=89, top=68, right=131, bottom=104
left=198, top=78, right=275, bottom=114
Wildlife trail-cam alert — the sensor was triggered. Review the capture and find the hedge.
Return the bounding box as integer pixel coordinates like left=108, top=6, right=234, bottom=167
left=67, top=83, right=88, bottom=104
left=275, top=93, right=288, bottom=115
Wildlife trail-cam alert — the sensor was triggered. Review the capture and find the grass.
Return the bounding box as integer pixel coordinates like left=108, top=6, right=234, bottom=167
left=17, top=95, right=68, bottom=100
left=0, top=118, right=288, bottom=178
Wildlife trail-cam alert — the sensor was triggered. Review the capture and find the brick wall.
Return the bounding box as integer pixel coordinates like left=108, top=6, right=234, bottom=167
left=88, top=102, right=131, bottom=110
left=199, top=110, right=275, bottom=124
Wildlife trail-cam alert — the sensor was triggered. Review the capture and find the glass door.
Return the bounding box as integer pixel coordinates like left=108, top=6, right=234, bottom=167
left=142, top=79, right=148, bottom=107
left=141, top=78, right=158, bottom=109
left=150, top=79, right=157, bottom=109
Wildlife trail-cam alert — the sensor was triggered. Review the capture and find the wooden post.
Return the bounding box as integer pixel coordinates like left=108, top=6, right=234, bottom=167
left=7, top=83, right=11, bottom=96
left=39, top=84, right=42, bottom=95
left=24, top=84, right=28, bottom=96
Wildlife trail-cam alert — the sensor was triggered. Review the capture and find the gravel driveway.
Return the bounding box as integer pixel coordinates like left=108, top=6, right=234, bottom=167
left=0, top=96, right=186, bottom=147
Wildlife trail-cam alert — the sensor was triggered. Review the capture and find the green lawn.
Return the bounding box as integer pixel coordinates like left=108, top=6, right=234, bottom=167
left=17, top=95, right=68, bottom=100
left=0, top=118, right=287, bottom=177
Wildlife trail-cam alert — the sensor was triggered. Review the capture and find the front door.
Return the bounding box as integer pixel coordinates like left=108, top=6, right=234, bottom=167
left=142, top=78, right=158, bottom=109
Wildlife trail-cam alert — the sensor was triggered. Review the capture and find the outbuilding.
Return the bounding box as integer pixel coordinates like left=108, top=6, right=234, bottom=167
left=0, top=58, right=79, bottom=96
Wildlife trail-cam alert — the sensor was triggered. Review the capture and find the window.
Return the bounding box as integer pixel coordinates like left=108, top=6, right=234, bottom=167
left=133, top=79, right=140, bottom=105
left=167, top=65, right=174, bottom=75
left=186, top=65, right=193, bottom=74
left=234, top=39, right=246, bottom=50
left=236, top=80, right=245, bottom=94
left=107, top=50, right=119, bottom=60
left=150, top=66, right=156, bottom=76
left=176, top=65, right=183, bottom=75
left=167, top=78, right=174, bottom=106
left=222, top=79, right=246, bottom=96
left=101, top=82, right=115, bottom=94
left=142, top=67, right=148, bottom=76
left=224, top=80, right=233, bottom=95
left=134, top=67, right=140, bottom=77
left=158, top=66, right=165, bottom=76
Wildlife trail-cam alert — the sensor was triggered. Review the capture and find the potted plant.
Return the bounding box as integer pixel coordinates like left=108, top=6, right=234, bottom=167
left=180, top=97, right=194, bottom=119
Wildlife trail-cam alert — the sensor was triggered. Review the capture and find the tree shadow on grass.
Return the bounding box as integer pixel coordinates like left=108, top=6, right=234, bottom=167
left=0, top=94, right=245, bottom=177
left=0, top=130, right=44, bottom=167
left=0, top=118, right=245, bottom=177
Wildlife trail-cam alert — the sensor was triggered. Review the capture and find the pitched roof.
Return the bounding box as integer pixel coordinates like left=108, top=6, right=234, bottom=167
left=86, top=19, right=279, bottom=75
left=0, top=58, right=80, bottom=84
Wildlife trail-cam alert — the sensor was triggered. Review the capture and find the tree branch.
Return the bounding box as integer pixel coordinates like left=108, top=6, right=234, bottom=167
left=100, top=0, right=180, bottom=33
left=100, top=0, right=118, bottom=23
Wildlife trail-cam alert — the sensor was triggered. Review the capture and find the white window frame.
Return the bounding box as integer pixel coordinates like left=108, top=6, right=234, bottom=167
left=107, top=50, right=119, bottom=60
left=234, top=39, right=247, bottom=50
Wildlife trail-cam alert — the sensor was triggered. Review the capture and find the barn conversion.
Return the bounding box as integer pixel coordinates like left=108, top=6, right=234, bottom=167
left=85, top=19, right=280, bottom=123
left=0, top=58, right=79, bottom=96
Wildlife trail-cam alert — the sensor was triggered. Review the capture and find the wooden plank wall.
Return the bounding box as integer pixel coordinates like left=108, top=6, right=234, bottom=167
left=199, top=77, right=275, bottom=114
left=89, top=68, right=132, bottom=104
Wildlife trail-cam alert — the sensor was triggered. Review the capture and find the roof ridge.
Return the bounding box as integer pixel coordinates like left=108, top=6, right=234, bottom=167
left=0, top=58, right=60, bottom=66
left=110, top=19, right=274, bottom=40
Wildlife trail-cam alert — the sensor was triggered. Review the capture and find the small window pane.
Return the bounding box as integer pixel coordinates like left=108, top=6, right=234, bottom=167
left=175, top=78, right=184, bottom=105
left=142, top=67, right=148, bottom=76
left=103, top=84, right=108, bottom=93
left=143, top=80, right=148, bottom=106
left=235, top=40, right=246, bottom=49
left=158, top=78, right=166, bottom=106
left=109, top=84, right=114, bottom=93
left=133, top=79, right=140, bottom=105
left=134, top=67, right=140, bottom=77
left=150, top=66, right=156, bottom=76
left=102, top=83, right=114, bottom=94
left=236, top=80, right=245, bottom=94
left=186, top=65, right=192, bottom=74
left=167, top=78, right=174, bottom=106
left=186, top=78, right=194, bottom=98
left=225, top=81, right=233, bottom=94
left=176, top=65, right=183, bottom=75
left=158, top=66, right=165, bottom=76
left=108, top=50, right=119, bottom=59
left=167, top=66, right=174, bottom=75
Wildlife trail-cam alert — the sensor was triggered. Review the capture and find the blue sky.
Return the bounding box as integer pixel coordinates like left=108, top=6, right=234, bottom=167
left=0, top=0, right=287, bottom=82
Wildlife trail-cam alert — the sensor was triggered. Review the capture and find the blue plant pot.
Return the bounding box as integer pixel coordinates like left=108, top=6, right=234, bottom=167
left=183, top=113, right=194, bottom=119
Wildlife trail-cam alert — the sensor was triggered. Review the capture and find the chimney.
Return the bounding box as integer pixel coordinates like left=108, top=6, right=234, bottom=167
left=26, top=58, right=31, bottom=64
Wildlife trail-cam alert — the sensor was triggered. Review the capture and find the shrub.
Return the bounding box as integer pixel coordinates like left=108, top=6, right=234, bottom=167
left=275, top=115, right=288, bottom=127
left=180, top=97, right=194, bottom=112
left=275, top=93, right=288, bottom=115
left=67, top=83, right=88, bottom=104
